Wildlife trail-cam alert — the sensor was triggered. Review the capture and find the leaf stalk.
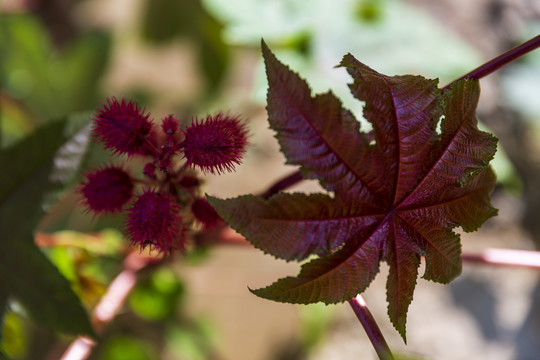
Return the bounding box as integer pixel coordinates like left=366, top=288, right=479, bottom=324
left=260, top=170, right=303, bottom=199
left=462, top=248, right=540, bottom=269
left=349, top=294, right=395, bottom=360
left=443, top=35, right=540, bottom=91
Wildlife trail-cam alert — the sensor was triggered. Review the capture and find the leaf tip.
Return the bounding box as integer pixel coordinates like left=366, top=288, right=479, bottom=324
left=205, top=193, right=234, bottom=209
left=248, top=285, right=274, bottom=301
left=205, top=194, right=239, bottom=228
left=260, top=38, right=268, bottom=51
left=205, top=193, right=219, bottom=205
left=260, top=38, right=274, bottom=64
left=388, top=308, right=408, bottom=344
left=337, top=53, right=356, bottom=68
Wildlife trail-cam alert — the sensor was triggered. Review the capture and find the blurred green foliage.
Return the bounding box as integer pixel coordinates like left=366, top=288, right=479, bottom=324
left=0, top=311, right=26, bottom=359
left=203, top=0, right=481, bottom=80
left=165, top=316, right=219, bottom=360
left=141, top=0, right=229, bottom=94
left=300, top=303, right=333, bottom=351
left=354, top=0, right=384, bottom=23
left=0, top=14, right=110, bottom=147
left=129, top=268, right=186, bottom=321
left=43, top=230, right=126, bottom=309
left=126, top=268, right=219, bottom=360
left=101, top=335, right=155, bottom=360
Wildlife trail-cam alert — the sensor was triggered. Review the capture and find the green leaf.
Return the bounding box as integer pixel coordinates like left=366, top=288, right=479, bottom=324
left=0, top=114, right=94, bottom=336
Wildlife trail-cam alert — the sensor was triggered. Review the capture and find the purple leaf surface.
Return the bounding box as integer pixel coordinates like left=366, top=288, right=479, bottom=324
left=209, top=40, right=497, bottom=341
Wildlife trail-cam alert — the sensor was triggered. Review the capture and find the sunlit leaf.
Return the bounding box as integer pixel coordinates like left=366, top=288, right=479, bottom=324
left=210, top=42, right=497, bottom=341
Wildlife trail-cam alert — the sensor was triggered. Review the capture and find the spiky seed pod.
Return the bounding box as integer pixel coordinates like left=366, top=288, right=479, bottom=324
left=92, top=97, right=154, bottom=156
left=79, top=165, right=134, bottom=215
left=124, top=189, right=184, bottom=253
left=182, top=113, right=248, bottom=174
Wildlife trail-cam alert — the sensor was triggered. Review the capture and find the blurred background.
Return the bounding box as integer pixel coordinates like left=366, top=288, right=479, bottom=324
left=1, top=0, right=540, bottom=359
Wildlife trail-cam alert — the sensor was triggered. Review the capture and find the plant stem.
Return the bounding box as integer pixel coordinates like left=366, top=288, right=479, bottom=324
left=349, top=294, right=395, bottom=360
left=462, top=248, right=540, bottom=269
left=260, top=170, right=303, bottom=199
left=59, top=252, right=162, bottom=360
left=443, top=35, right=540, bottom=91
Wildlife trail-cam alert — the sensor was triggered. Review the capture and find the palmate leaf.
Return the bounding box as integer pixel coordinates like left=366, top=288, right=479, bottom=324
left=209, top=41, right=497, bottom=341
left=0, top=114, right=94, bottom=337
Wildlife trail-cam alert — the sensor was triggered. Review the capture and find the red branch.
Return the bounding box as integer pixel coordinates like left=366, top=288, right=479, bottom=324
left=59, top=252, right=161, bottom=360
left=443, top=35, right=540, bottom=91
left=462, top=248, right=540, bottom=269
left=349, top=295, right=395, bottom=360
left=259, top=170, right=303, bottom=199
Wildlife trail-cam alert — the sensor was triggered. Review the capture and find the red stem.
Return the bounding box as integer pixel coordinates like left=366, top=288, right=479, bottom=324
left=443, top=35, right=540, bottom=91
left=59, top=252, right=162, bottom=360
left=349, top=295, right=395, bottom=360
left=462, top=248, right=540, bottom=269
left=144, top=136, right=161, bottom=157
left=259, top=170, right=303, bottom=199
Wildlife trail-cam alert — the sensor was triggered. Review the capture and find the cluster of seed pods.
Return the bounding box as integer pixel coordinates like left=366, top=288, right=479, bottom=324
left=79, top=97, right=248, bottom=253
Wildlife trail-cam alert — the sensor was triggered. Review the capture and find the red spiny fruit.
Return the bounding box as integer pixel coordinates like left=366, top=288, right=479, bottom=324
left=182, top=113, right=248, bottom=174
left=191, top=198, right=222, bottom=230
left=124, top=189, right=184, bottom=253
left=162, top=115, right=179, bottom=134
left=92, top=97, right=154, bottom=156
left=79, top=166, right=134, bottom=215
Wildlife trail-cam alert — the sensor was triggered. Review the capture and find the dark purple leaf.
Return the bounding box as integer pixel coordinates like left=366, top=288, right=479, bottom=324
left=209, top=41, right=497, bottom=341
